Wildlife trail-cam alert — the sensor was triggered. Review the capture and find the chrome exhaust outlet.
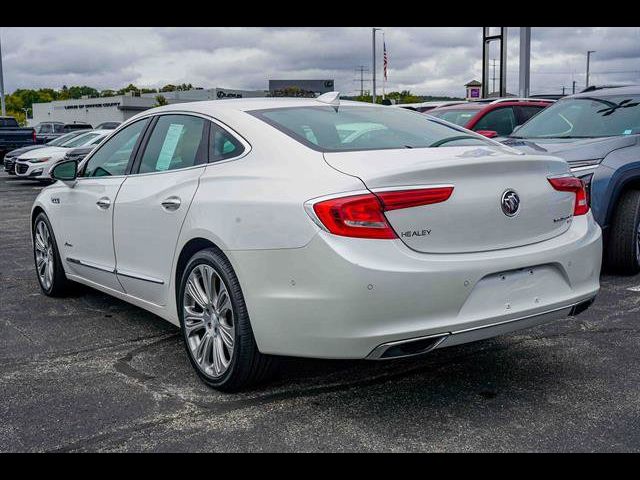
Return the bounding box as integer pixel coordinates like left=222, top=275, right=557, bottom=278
left=366, top=333, right=450, bottom=360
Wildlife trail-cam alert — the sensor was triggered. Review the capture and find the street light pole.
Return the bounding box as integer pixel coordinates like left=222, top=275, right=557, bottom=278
left=586, top=50, right=596, bottom=89
left=0, top=30, right=6, bottom=116
left=372, top=28, right=381, bottom=103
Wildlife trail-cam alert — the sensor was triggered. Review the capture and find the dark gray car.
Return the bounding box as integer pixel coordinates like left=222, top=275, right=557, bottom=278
left=502, top=86, right=640, bottom=273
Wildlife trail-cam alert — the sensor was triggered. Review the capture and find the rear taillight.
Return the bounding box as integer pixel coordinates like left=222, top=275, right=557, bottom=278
left=548, top=175, right=589, bottom=216
left=32, top=130, right=36, bottom=143
left=310, top=186, right=454, bottom=239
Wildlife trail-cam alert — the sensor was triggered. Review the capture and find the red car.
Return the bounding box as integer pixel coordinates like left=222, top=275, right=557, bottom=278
left=428, top=98, right=554, bottom=138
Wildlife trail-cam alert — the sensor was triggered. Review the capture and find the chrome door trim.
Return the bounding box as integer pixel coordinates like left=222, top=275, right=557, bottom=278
left=66, top=257, right=116, bottom=274
left=116, top=269, right=165, bottom=285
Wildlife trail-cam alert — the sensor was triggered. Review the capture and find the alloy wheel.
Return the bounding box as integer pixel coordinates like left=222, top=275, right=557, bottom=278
left=183, top=264, right=235, bottom=378
left=34, top=220, right=54, bottom=291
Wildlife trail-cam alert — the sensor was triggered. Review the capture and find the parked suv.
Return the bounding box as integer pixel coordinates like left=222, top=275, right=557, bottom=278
left=429, top=98, right=554, bottom=138
left=501, top=86, right=640, bottom=273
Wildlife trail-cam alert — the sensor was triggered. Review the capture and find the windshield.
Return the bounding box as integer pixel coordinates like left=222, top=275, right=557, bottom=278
left=428, top=109, right=479, bottom=126
left=48, top=131, right=84, bottom=146
left=513, top=95, right=640, bottom=138
left=63, top=132, right=102, bottom=148
left=250, top=105, right=489, bottom=152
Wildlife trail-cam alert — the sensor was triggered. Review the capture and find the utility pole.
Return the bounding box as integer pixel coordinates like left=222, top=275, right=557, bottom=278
left=518, top=27, right=531, bottom=98
left=0, top=30, right=6, bottom=116
left=372, top=28, right=382, bottom=103
left=572, top=80, right=576, bottom=94
left=562, top=86, right=566, bottom=95
left=586, top=50, right=596, bottom=89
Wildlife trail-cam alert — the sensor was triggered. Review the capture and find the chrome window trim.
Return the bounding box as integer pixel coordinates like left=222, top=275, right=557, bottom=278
left=116, top=111, right=252, bottom=177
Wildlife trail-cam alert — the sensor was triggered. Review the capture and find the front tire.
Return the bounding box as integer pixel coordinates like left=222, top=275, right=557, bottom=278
left=178, top=248, right=278, bottom=391
left=605, top=189, right=640, bottom=275
left=33, top=213, right=72, bottom=296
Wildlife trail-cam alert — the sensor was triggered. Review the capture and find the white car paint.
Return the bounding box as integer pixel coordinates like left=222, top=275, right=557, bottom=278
left=15, top=130, right=110, bottom=179
left=31, top=97, right=602, bottom=362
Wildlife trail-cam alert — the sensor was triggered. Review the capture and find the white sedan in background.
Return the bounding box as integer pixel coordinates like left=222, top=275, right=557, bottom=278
left=31, top=94, right=602, bottom=391
left=15, top=129, right=111, bottom=181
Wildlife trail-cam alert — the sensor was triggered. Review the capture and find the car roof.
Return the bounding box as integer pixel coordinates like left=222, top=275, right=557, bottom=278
left=568, top=85, right=640, bottom=99
left=141, top=97, right=377, bottom=116
left=430, top=103, right=485, bottom=112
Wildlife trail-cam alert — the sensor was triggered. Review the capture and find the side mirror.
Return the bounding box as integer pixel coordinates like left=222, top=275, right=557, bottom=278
left=476, top=130, right=498, bottom=138
left=51, top=159, right=78, bottom=185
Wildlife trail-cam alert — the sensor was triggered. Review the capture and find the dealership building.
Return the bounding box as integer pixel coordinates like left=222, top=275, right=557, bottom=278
left=29, top=87, right=268, bottom=127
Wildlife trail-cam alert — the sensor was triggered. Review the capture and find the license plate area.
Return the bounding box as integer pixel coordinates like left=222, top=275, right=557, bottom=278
left=458, top=264, right=571, bottom=320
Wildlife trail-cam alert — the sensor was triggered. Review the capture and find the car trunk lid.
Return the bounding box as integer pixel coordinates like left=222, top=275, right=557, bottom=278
left=323, top=146, right=576, bottom=254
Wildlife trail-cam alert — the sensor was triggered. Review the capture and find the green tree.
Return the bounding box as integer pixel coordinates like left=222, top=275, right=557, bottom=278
left=154, top=95, right=169, bottom=106
left=117, top=83, right=140, bottom=95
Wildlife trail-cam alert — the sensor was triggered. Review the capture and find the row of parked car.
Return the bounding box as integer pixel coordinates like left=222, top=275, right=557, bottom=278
left=2, top=86, right=640, bottom=277
left=1, top=121, right=121, bottom=182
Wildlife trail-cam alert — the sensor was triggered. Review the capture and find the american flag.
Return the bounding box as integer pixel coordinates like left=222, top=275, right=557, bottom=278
left=383, top=41, right=388, bottom=81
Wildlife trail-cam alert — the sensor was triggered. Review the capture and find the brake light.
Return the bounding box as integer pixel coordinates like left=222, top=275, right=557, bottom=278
left=548, top=176, right=589, bottom=216
left=376, top=186, right=454, bottom=211
left=310, top=186, right=454, bottom=239
left=32, top=130, right=36, bottom=143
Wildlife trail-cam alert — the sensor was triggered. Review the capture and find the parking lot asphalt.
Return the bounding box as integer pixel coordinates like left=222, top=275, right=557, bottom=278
left=0, top=170, right=639, bottom=452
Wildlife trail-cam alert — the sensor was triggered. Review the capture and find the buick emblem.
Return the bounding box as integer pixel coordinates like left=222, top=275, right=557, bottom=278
left=501, top=190, right=520, bottom=217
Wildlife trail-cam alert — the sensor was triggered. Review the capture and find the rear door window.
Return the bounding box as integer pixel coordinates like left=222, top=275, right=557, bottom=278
left=138, top=115, right=207, bottom=173
left=209, top=123, right=244, bottom=162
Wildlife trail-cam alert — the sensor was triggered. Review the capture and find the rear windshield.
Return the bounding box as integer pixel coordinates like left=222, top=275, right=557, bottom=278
left=428, top=109, right=479, bottom=126
left=250, top=105, right=489, bottom=152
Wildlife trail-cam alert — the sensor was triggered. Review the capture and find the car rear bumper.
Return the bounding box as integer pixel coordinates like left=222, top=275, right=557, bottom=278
left=227, top=213, right=602, bottom=359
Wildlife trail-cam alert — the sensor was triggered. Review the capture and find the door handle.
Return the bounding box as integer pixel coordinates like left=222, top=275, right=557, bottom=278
left=96, top=197, right=111, bottom=209
left=161, top=196, right=181, bottom=211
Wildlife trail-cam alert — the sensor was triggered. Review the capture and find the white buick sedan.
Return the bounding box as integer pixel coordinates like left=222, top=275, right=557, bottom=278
left=31, top=94, right=602, bottom=391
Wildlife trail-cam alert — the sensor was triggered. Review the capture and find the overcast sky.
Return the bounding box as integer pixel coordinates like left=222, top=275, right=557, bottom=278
left=2, top=27, right=639, bottom=97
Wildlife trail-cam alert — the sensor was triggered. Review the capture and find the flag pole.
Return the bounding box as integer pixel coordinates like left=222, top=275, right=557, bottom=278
left=382, top=31, right=386, bottom=100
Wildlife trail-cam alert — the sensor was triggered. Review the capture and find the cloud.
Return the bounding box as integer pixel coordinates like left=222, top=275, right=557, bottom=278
left=1, top=27, right=639, bottom=97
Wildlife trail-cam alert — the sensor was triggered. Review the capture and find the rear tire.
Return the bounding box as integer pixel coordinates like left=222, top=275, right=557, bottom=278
left=33, top=212, right=72, bottom=296
left=178, top=248, right=279, bottom=392
left=605, top=189, right=640, bottom=275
